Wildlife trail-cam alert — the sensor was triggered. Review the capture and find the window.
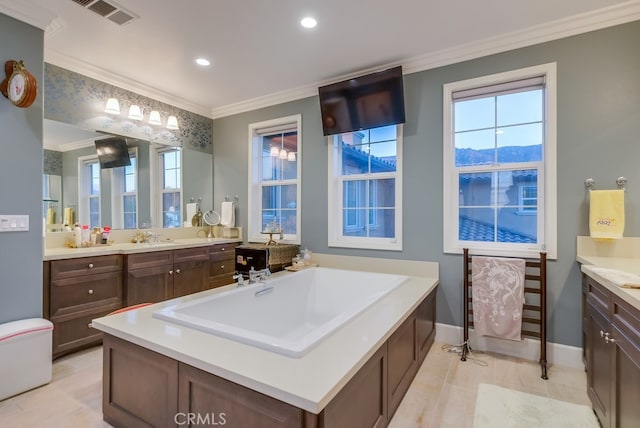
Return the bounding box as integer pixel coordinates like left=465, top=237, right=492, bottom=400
left=248, top=115, right=301, bottom=244
left=328, top=124, right=402, bottom=250
left=111, top=149, right=138, bottom=229
left=443, top=63, right=557, bottom=258
left=78, top=156, right=101, bottom=228
left=152, top=146, right=182, bottom=228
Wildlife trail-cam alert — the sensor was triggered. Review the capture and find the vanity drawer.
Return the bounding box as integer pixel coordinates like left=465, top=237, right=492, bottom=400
left=127, top=250, right=174, bottom=270
left=52, top=307, right=118, bottom=358
left=209, top=243, right=238, bottom=262
left=51, top=255, right=123, bottom=280
left=586, top=276, right=611, bottom=316
left=174, top=247, right=209, bottom=264
left=51, top=271, right=123, bottom=317
left=209, top=259, right=235, bottom=277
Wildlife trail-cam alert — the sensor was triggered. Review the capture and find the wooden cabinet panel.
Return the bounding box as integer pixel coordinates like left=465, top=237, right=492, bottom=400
left=208, top=243, right=237, bottom=290
left=587, top=301, right=612, bottom=427
left=417, top=290, right=436, bottom=363
left=209, top=243, right=238, bottom=262
left=52, top=307, right=116, bottom=356
left=388, top=313, right=418, bottom=417
left=103, top=335, right=178, bottom=428
left=321, top=343, right=388, bottom=428
left=127, top=250, right=174, bottom=271
left=173, top=260, right=209, bottom=298
left=178, top=363, right=304, bottom=428
left=173, top=247, right=209, bottom=264
left=51, top=271, right=122, bottom=317
left=51, top=254, right=122, bottom=279
left=127, top=264, right=172, bottom=305
left=612, top=324, right=640, bottom=428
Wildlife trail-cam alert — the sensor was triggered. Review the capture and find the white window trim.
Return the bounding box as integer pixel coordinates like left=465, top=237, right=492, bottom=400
left=110, top=148, right=138, bottom=229
left=248, top=114, right=302, bottom=244
left=150, top=144, right=183, bottom=228
left=327, top=126, right=403, bottom=251
left=443, top=63, right=557, bottom=259
left=77, top=154, right=100, bottom=227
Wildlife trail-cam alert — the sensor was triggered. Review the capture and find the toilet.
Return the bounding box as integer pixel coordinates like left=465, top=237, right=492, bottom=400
left=0, top=318, right=53, bottom=401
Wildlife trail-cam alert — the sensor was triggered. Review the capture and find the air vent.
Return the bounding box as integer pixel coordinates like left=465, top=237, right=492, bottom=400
left=68, top=0, right=138, bottom=26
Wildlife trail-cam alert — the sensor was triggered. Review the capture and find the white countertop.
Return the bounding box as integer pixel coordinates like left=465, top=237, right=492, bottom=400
left=578, top=255, right=640, bottom=311
left=90, top=270, right=439, bottom=413
left=44, top=237, right=241, bottom=260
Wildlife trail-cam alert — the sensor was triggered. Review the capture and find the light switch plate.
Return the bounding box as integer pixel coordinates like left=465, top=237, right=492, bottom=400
left=0, top=215, right=29, bottom=232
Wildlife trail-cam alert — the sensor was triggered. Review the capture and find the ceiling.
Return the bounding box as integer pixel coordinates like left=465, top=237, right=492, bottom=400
left=3, top=0, right=640, bottom=123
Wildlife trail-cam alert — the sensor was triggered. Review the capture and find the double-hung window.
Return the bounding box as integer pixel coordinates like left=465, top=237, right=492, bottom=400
left=78, top=156, right=101, bottom=228
left=111, top=149, right=138, bottom=229
left=328, top=124, right=402, bottom=251
left=248, top=115, right=301, bottom=244
left=153, top=146, right=182, bottom=228
left=443, top=63, right=557, bottom=258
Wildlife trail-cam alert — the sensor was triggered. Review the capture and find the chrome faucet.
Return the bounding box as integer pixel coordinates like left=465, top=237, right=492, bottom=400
left=233, top=273, right=247, bottom=287
left=248, top=267, right=271, bottom=284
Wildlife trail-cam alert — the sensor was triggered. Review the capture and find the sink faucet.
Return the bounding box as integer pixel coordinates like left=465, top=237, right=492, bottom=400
left=233, top=273, right=247, bottom=287
left=248, top=267, right=271, bottom=284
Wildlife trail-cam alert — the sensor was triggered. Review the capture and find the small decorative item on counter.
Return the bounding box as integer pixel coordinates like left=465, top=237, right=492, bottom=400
left=101, top=226, right=111, bottom=244
left=302, top=248, right=312, bottom=264
left=74, top=224, right=82, bottom=248
left=81, top=225, right=90, bottom=244
left=90, top=227, right=100, bottom=246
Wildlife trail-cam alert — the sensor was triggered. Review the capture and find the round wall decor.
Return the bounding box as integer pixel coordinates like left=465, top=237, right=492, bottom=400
left=1, top=60, right=38, bottom=108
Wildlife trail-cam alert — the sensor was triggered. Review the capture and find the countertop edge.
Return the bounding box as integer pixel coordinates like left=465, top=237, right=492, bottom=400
left=578, top=256, right=640, bottom=312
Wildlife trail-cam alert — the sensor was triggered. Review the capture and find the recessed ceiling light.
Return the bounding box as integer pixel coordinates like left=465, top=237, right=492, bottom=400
left=300, top=17, right=317, bottom=29
left=195, top=58, right=210, bottom=66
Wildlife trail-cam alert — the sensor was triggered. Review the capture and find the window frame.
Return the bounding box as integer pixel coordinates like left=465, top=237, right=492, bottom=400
left=77, top=154, right=101, bottom=228
left=110, top=148, right=138, bottom=229
left=247, top=114, right=302, bottom=244
left=150, top=145, right=183, bottom=229
left=442, top=63, right=557, bottom=259
left=327, top=125, right=403, bottom=251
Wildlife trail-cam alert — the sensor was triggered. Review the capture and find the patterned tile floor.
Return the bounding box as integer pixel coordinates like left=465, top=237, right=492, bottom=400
left=0, top=342, right=590, bottom=427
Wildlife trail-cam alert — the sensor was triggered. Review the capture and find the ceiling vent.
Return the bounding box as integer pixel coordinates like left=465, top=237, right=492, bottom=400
left=69, top=0, right=137, bottom=26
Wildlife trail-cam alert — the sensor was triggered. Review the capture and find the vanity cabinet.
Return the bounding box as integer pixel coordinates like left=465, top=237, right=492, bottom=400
left=126, top=247, right=209, bottom=305
left=48, top=255, right=123, bottom=358
left=584, top=274, right=640, bottom=428
left=208, top=242, right=238, bottom=288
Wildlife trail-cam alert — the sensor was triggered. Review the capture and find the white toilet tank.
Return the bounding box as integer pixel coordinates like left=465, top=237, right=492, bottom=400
left=0, top=318, right=53, bottom=401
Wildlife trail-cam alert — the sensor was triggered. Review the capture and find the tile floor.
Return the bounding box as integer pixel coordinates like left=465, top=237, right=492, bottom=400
left=0, top=342, right=590, bottom=427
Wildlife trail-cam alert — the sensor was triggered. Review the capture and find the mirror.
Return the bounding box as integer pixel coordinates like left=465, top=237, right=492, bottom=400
left=44, top=120, right=213, bottom=231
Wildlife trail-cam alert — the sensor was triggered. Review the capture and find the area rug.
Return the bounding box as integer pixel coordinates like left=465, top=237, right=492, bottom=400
left=472, top=383, right=600, bottom=428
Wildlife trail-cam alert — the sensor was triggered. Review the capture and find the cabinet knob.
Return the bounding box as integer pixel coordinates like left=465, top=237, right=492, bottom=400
left=88, top=289, right=94, bottom=295
left=88, top=263, right=94, bottom=269
left=169, top=270, right=173, bottom=275
left=221, top=247, right=225, bottom=251
left=220, top=265, right=224, bottom=269
left=604, top=336, right=616, bottom=344
left=600, top=330, right=605, bottom=338
left=176, top=269, right=181, bottom=274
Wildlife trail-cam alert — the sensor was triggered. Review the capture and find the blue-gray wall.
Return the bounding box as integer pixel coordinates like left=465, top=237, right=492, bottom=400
left=213, top=21, right=640, bottom=347
left=0, top=14, right=44, bottom=324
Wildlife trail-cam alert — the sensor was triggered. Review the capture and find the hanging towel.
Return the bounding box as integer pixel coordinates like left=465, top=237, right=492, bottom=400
left=589, top=189, right=625, bottom=239
left=220, top=201, right=235, bottom=227
left=185, top=203, right=198, bottom=228
left=472, top=256, right=526, bottom=341
left=63, top=207, right=74, bottom=226
left=46, top=208, right=55, bottom=225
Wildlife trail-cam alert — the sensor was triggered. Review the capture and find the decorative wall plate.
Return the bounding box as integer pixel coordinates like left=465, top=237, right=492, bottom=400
left=1, top=60, right=38, bottom=108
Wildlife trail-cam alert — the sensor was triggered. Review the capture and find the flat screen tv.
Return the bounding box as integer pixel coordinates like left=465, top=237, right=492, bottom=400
left=318, top=66, right=405, bottom=136
left=95, top=137, right=131, bottom=169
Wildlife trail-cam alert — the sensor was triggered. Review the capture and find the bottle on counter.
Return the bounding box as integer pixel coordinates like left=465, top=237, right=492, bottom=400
left=74, top=224, right=82, bottom=248
left=90, top=227, right=100, bottom=246
left=81, top=225, right=90, bottom=244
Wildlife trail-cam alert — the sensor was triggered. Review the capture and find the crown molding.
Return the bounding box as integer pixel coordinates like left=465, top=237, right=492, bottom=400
left=0, top=0, right=57, bottom=30
left=45, top=50, right=213, bottom=118
left=210, top=0, right=640, bottom=119
left=45, top=138, right=96, bottom=153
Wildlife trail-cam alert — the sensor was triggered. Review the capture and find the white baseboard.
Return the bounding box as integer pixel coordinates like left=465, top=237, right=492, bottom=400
left=435, top=323, right=584, bottom=370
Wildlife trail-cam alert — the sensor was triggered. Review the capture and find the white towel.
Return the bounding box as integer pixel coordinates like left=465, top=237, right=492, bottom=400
left=185, top=203, right=198, bottom=228
left=472, top=256, right=526, bottom=341
left=220, top=201, right=235, bottom=227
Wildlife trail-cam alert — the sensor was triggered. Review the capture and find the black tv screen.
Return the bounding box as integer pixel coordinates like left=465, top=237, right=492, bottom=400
left=95, top=137, right=131, bottom=169
left=318, top=66, right=405, bottom=136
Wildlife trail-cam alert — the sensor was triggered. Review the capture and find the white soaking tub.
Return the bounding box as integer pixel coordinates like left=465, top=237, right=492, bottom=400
left=153, top=267, right=408, bottom=357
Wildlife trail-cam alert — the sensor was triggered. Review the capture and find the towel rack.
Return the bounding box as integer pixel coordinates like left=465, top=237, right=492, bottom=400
left=461, top=248, right=548, bottom=379
left=584, top=177, right=627, bottom=190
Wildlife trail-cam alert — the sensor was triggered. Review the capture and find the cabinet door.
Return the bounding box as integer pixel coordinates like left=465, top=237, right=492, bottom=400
left=127, top=265, right=172, bottom=305
left=417, top=289, right=436, bottom=363
left=388, top=312, right=418, bottom=417
left=587, top=301, right=613, bottom=428
left=611, top=325, right=640, bottom=428
left=173, top=260, right=208, bottom=298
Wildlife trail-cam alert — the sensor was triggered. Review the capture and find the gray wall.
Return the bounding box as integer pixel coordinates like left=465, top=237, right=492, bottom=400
left=0, top=14, right=44, bottom=324
left=213, top=21, right=640, bottom=347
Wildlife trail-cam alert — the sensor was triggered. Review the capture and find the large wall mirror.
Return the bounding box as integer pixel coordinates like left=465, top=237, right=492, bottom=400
left=44, top=119, right=213, bottom=231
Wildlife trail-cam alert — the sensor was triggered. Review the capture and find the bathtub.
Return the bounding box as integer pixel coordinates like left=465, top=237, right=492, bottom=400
left=153, top=267, right=408, bottom=357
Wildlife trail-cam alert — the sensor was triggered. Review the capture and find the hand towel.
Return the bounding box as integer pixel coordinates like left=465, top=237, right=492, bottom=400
left=589, top=189, right=625, bottom=239
left=472, top=256, right=526, bottom=341
left=63, top=207, right=74, bottom=226
left=46, top=208, right=55, bottom=225
left=220, top=201, right=235, bottom=227
left=185, top=203, right=198, bottom=228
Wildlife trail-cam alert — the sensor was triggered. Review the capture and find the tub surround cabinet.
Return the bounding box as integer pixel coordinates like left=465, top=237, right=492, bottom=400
left=583, top=274, right=640, bottom=428
left=101, top=288, right=437, bottom=428
left=47, top=255, right=123, bottom=358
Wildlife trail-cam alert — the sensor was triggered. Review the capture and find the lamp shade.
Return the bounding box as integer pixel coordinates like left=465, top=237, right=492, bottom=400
left=279, top=149, right=288, bottom=159
left=166, top=115, right=179, bottom=130
left=128, top=105, right=143, bottom=121
left=270, top=146, right=280, bottom=157
left=105, top=98, right=121, bottom=115
left=287, top=152, right=296, bottom=162
left=148, top=110, right=162, bottom=126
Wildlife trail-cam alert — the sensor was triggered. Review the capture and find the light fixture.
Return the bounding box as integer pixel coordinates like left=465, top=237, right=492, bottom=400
left=128, top=104, right=143, bottom=121
left=195, top=58, right=210, bottom=66
left=166, top=115, right=179, bottom=130
left=300, top=17, right=317, bottom=28
left=270, top=146, right=280, bottom=157
left=104, top=98, right=121, bottom=114
left=287, top=152, right=296, bottom=162
left=279, top=149, right=288, bottom=160
left=148, top=110, right=162, bottom=126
